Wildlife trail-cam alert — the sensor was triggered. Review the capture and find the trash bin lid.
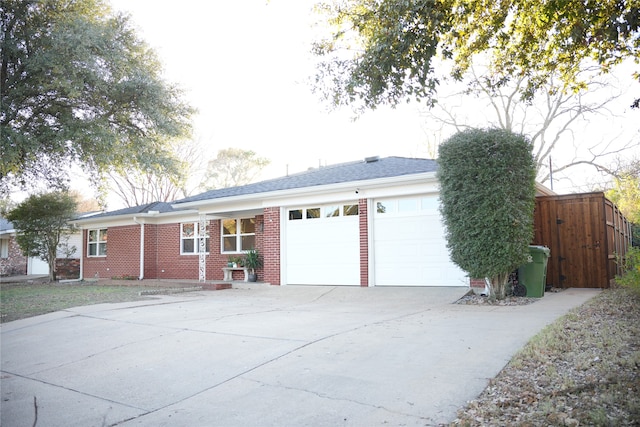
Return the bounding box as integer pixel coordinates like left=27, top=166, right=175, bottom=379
left=528, top=245, right=550, bottom=256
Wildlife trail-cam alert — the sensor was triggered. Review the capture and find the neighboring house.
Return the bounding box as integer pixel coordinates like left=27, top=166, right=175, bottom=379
left=1, top=215, right=86, bottom=278
left=1, top=218, right=27, bottom=276
left=72, top=156, right=556, bottom=287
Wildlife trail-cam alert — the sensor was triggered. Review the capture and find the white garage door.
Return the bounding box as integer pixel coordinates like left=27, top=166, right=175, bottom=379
left=373, top=195, right=467, bottom=286
left=27, top=257, right=49, bottom=275
left=286, top=203, right=360, bottom=285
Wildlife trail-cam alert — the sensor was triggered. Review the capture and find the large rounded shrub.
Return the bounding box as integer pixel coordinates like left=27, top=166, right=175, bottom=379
left=437, top=128, right=537, bottom=299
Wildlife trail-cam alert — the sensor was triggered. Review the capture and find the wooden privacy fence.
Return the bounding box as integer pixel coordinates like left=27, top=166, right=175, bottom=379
left=533, top=192, right=632, bottom=289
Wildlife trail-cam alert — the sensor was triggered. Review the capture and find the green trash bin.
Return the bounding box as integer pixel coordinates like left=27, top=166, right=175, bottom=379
left=518, top=246, right=551, bottom=297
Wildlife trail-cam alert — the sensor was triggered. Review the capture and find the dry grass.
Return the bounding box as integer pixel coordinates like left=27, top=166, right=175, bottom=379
left=451, top=287, right=640, bottom=426
left=0, top=282, right=154, bottom=323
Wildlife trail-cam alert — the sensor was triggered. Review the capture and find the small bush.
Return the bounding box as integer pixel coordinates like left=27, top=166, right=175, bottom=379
left=616, top=246, right=640, bottom=292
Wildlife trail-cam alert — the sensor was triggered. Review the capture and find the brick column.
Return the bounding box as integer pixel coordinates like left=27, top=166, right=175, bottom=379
left=262, top=207, right=281, bottom=285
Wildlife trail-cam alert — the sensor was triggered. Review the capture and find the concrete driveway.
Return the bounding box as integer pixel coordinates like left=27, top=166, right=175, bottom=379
left=1, top=285, right=599, bottom=426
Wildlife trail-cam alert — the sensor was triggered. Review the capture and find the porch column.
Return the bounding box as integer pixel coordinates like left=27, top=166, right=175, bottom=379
left=198, top=214, right=206, bottom=282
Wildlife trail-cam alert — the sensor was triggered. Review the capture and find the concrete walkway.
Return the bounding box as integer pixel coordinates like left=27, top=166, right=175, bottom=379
left=1, top=286, right=599, bottom=426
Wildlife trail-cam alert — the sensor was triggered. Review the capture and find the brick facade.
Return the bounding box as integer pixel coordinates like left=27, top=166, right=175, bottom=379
left=56, top=258, right=80, bottom=280
left=81, top=215, right=275, bottom=283
left=469, top=278, right=485, bottom=289
left=83, top=226, right=141, bottom=279
left=262, top=207, right=280, bottom=285
left=0, top=236, right=27, bottom=276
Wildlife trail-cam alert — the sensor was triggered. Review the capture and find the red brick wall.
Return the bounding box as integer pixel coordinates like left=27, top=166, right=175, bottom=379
left=55, top=258, right=80, bottom=279
left=262, top=207, right=280, bottom=285
left=359, top=198, right=369, bottom=287
left=144, top=223, right=158, bottom=279
left=83, top=226, right=141, bottom=279
left=155, top=220, right=234, bottom=281
left=155, top=222, right=203, bottom=280
left=0, top=236, right=27, bottom=276
left=470, top=278, right=485, bottom=288
left=81, top=213, right=278, bottom=282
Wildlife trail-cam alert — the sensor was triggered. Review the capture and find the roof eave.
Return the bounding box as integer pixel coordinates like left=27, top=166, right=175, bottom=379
left=70, top=208, right=199, bottom=226
left=172, top=171, right=439, bottom=210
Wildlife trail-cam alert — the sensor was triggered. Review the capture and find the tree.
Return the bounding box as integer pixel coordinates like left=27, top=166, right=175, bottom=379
left=5, top=192, right=78, bottom=282
left=606, top=158, right=640, bottom=246
left=1, top=0, right=193, bottom=194
left=200, top=148, right=270, bottom=190
left=107, top=139, right=205, bottom=207
left=312, top=0, right=640, bottom=111
left=437, top=128, right=537, bottom=300
left=68, top=189, right=101, bottom=213
left=422, top=67, right=634, bottom=185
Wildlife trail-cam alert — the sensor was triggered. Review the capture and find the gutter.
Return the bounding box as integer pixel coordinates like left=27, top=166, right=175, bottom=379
left=133, top=216, right=145, bottom=280
left=173, top=171, right=440, bottom=210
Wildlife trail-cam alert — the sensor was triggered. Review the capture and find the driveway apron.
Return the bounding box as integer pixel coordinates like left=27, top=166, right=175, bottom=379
left=1, top=286, right=599, bottom=426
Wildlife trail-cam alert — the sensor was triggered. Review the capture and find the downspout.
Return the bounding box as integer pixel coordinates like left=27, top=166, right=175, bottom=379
left=133, top=217, right=145, bottom=280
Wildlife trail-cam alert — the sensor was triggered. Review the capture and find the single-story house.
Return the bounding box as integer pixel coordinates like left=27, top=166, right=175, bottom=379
left=71, top=156, right=557, bottom=287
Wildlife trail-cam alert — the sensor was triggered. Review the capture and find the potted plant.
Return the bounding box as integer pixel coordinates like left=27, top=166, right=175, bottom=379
left=228, top=255, right=243, bottom=268
left=243, top=248, right=262, bottom=282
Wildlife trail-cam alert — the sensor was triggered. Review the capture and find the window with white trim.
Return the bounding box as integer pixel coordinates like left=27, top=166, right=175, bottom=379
left=288, top=203, right=359, bottom=220
left=88, top=229, right=107, bottom=257
left=181, top=222, right=210, bottom=254
left=221, top=218, right=255, bottom=253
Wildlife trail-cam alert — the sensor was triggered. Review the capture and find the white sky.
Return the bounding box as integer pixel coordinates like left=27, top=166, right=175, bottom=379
left=108, top=0, right=431, bottom=179
left=95, top=0, right=638, bottom=207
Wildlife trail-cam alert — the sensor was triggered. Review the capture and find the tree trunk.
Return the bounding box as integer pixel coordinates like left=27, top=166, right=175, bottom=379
left=48, top=249, right=57, bottom=282
left=487, top=273, right=510, bottom=301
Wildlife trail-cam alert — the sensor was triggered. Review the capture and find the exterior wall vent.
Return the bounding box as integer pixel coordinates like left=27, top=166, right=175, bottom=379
left=364, top=156, right=380, bottom=163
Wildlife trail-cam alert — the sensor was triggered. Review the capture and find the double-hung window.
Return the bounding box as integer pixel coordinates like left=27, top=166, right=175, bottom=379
left=181, top=222, right=210, bottom=254
left=222, top=218, right=255, bottom=253
left=88, top=229, right=107, bottom=257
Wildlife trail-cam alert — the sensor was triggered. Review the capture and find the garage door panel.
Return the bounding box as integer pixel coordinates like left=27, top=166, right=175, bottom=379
left=286, top=214, right=359, bottom=286
left=374, top=197, right=467, bottom=287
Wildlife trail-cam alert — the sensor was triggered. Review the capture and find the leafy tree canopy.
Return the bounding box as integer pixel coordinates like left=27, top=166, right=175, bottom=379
left=1, top=0, right=193, bottom=194
left=606, top=158, right=640, bottom=246
left=607, top=159, right=640, bottom=224
left=313, top=0, right=640, bottom=111
left=200, top=148, right=270, bottom=190
left=5, top=191, right=77, bottom=281
left=437, top=128, right=537, bottom=299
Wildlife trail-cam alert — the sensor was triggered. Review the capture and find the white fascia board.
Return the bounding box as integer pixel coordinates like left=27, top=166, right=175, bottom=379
left=174, top=172, right=439, bottom=212
left=70, top=209, right=199, bottom=228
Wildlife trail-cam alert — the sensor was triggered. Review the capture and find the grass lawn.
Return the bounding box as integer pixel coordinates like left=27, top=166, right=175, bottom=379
left=0, top=282, right=154, bottom=323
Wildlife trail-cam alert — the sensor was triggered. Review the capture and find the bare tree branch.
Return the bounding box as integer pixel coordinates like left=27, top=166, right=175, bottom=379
left=106, top=139, right=206, bottom=208
left=422, top=66, right=634, bottom=186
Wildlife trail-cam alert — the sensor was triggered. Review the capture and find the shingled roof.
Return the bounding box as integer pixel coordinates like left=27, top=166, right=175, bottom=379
left=0, top=217, right=15, bottom=235
left=78, top=201, right=180, bottom=220
left=175, top=156, right=438, bottom=204
left=74, top=157, right=438, bottom=220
